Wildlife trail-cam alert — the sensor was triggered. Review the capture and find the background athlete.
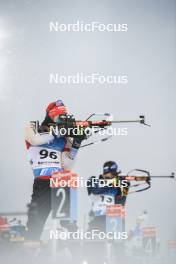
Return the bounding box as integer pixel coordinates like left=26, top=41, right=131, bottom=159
left=84, top=161, right=129, bottom=264
left=87, top=160, right=129, bottom=231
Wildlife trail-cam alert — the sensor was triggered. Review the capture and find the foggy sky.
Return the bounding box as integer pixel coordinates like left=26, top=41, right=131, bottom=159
left=0, top=0, right=176, bottom=251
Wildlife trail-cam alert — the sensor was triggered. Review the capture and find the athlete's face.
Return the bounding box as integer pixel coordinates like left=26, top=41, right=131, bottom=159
left=103, top=173, right=116, bottom=179
left=52, top=115, right=60, bottom=122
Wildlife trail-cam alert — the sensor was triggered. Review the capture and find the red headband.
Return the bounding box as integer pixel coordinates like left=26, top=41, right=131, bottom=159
left=46, top=101, right=68, bottom=118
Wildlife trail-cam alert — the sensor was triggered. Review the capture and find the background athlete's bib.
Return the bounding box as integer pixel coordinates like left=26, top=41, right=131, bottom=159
left=92, top=194, right=115, bottom=216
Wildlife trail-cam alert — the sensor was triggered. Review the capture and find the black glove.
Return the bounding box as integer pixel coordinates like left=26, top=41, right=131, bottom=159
left=71, top=127, right=88, bottom=141
left=71, top=138, right=83, bottom=149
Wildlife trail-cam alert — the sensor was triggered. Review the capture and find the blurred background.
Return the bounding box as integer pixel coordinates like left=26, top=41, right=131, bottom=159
left=0, top=0, right=175, bottom=256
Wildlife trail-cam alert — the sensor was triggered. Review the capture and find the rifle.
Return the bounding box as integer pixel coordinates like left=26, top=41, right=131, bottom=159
left=49, top=113, right=150, bottom=128
left=47, top=113, right=150, bottom=147
left=119, top=169, right=175, bottom=194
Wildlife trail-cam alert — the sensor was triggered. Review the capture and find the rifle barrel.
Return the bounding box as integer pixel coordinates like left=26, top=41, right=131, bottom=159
left=150, top=175, right=175, bottom=178
left=111, top=120, right=142, bottom=123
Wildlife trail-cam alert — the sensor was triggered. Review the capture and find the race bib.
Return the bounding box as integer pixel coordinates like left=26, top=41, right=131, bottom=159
left=92, top=194, right=115, bottom=216
left=28, top=146, right=61, bottom=169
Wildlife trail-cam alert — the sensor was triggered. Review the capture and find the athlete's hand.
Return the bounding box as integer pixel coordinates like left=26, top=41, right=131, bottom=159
left=71, top=127, right=87, bottom=141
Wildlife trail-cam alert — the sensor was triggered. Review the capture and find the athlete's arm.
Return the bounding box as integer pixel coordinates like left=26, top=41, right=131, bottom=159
left=25, top=123, right=54, bottom=146
left=61, top=137, right=74, bottom=169
left=87, top=177, right=110, bottom=195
